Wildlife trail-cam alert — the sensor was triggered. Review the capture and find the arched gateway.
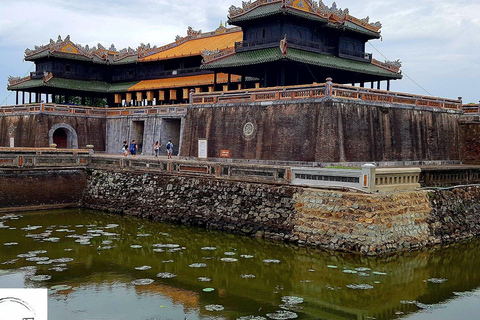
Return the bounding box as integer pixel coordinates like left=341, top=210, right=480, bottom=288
left=49, top=123, right=78, bottom=149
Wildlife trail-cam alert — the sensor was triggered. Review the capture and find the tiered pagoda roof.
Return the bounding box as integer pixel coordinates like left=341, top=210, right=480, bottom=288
left=202, top=0, right=402, bottom=84
left=204, top=47, right=402, bottom=79
left=24, top=35, right=146, bottom=65
left=9, top=26, right=246, bottom=93
left=22, top=25, right=243, bottom=65
left=140, top=26, right=242, bottom=62
left=7, top=0, right=402, bottom=105
left=228, top=0, right=382, bottom=38
left=8, top=72, right=240, bottom=94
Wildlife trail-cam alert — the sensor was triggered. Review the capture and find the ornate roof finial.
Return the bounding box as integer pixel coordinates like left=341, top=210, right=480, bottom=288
left=216, top=21, right=226, bottom=33
left=187, top=26, right=202, bottom=37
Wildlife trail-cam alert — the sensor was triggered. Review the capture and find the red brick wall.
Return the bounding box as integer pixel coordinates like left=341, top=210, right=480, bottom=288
left=0, top=169, right=86, bottom=209
left=460, top=122, right=480, bottom=164
left=181, top=100, right=461, bottom=162
left=0, top=114, right=106, bottom=151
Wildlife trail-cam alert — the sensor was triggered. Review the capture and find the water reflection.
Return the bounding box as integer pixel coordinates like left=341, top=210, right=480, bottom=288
left=1, top=209, right=480, bottom=319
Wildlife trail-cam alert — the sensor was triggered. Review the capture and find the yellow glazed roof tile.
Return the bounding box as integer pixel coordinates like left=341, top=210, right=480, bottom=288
left=139, top=31, right=243, bottom=62
left=128, top=73, right=241, bottom=91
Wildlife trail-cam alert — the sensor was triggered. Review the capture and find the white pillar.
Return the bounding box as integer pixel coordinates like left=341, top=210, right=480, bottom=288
left=361, top=163, right=376, bottom=192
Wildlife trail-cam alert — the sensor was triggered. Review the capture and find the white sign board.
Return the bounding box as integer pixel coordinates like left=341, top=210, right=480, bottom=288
left=9, top=137, right=14, bottom=148
left=198, top=139, right=207, bottom=159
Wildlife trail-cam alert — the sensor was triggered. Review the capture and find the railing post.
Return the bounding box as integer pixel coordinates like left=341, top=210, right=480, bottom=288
left=189, top=89, right=195, bottom=105
left=325, top=77, right=333, bottom=97
left=362, top=163, right=376, bottom=192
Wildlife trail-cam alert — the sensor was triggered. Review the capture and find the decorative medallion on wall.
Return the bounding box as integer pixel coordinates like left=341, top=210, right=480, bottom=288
left=8, top=124, right=15, bottom=137
left=242, top=121, right=257, bottom=140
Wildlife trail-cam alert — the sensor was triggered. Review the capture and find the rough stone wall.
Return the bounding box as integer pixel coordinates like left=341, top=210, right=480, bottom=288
left=293, top=190, right=432, bottom=254
left=80, top=169, right=460, bottom=255
left=0, top=114, right=106, bottom=151
left=82, top=169, right=297, bottom=238
left=427, top=186, right=480, bottom=243
left=181, top=99, right=460, bottom=162
left=0, top=168, right=86, bottom=211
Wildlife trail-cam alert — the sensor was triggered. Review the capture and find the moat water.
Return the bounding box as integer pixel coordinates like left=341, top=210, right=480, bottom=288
left=1, top=209, right=480, bottom=320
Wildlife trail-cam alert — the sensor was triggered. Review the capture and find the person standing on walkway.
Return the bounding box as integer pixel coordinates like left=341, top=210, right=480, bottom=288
left=122, top=140, right=128, bottom=157
left=166, top=140, right=173, bottom=159
left=153, top=141, right=161, bottom=158
left=129, top=140, right=138, bottom=157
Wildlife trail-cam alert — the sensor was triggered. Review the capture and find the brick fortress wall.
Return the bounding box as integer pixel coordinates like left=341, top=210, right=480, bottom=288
left=459, top=118, right=480, bottom=164
left=0, top=168, right=87, bottom=212
left=0, top=114, right=106, bottom=151
left=181, top=98, right=461, bottom=163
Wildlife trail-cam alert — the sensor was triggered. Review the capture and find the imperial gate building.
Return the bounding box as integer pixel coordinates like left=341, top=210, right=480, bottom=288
left=2, top=0, right=469, bottom=164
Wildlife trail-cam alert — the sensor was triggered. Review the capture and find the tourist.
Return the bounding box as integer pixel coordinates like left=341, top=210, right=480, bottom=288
left=166, top=140, right=173, bottom=159
left=129, top=140, right=138, bottom=157
left=122, top=140, right=128, bottom=157
left=153, top=141, right=161, bottom=158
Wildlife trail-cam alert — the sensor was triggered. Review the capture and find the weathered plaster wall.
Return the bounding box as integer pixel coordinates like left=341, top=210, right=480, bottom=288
left=0, top=114, right=106, bottom=151
left=181, top=99, right=461, bottom=162
left=105, top=115, right=183, bottom=156
left=81, top=169, right=480, bottom=255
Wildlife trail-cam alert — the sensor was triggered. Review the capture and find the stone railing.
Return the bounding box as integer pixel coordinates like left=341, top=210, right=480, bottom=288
left=192, top=84, right=327, bottom=104
left=0, top=151, right=440, bottom=193
left=374, top=167, right=421, bottom=193
left=0, top=103, right=188, bottom=117
left=291, top=167, right=362, bottom=189
left=463, top=104, right=480, bottom=114
left=330, top=83, right=461, bottom=110
left=0, top=147, right=91, bottom=168
left=191, top=82, right=463, bottom=111
left=291, top=164, right=421, bottom=193
left=420, top=167, right=480, bottom=187
left=89, top=157, right=291, bottom=184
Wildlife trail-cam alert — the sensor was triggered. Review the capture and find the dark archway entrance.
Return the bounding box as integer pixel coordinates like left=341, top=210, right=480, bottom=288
left=49, top=123, right=79, bottom=149
left=53, top=128, right=68, bottom=148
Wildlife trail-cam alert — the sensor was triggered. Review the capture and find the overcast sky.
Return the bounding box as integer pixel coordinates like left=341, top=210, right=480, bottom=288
left=1, top=0, right=479, bottom=105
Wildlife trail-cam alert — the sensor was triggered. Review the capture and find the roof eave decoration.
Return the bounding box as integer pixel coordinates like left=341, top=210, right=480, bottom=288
left=228, top=0, right=381, bottom=33
left=201, top=48, right=236, bottom=64
left=24, top=35, right=159, bottom=64
left=371, top=59, right=402, bottom=74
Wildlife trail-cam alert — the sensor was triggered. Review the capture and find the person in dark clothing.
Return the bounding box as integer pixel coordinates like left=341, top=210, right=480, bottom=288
left=129, top=140, right=138, bottom=157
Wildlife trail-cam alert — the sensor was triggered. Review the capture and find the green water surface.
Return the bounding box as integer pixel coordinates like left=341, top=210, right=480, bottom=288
left=1, top=209, right=480, bottom=320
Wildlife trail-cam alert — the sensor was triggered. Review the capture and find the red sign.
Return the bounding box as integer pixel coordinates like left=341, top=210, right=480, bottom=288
left=220, top=150, right=230, bottom=158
